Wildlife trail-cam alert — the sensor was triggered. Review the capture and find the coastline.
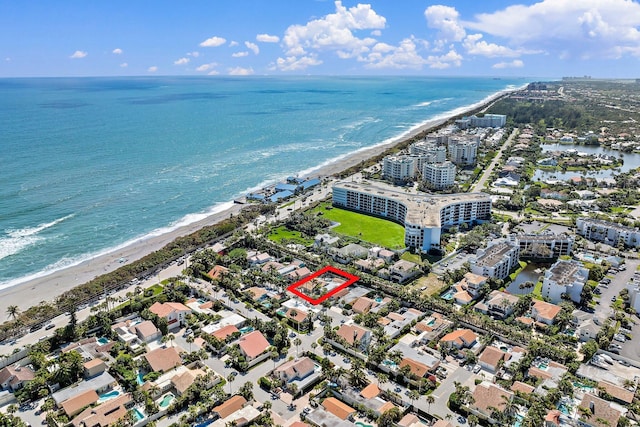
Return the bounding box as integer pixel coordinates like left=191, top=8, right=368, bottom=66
left=0, top=86, right=516, bottom=312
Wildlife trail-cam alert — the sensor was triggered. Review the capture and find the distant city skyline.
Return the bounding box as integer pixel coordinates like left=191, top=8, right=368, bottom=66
left=2, top=0, right=640, bottom=78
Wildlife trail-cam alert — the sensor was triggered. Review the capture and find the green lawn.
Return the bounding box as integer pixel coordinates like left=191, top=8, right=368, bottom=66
left=313, top=203, right=405, bottom=249
left=268, top=226, right=314, bottom=246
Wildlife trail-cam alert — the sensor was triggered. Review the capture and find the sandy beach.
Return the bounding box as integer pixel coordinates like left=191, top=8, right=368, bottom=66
left=0, top=88, right=511, bottom=313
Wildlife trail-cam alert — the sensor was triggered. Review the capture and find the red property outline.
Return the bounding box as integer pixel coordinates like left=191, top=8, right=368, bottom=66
left=286, top=265, right=359, bottom=305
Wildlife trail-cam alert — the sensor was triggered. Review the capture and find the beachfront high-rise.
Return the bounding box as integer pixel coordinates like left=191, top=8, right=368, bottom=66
left=423, top=161, right=456, bottom=189
left=448, top=138, right=479, bottom=166
left=332, top=180, right=491, bottom=252
left=455, top=114, right=507, bottom=129
left=408, top=142, right=447, bottom=163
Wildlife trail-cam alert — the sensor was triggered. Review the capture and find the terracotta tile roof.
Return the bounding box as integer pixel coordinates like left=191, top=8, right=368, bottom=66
left=400, top=357, right=430, bottom=378
left=406, top=308, right=423, bottom=316
left=472, top=382, right=513, bottom=415
left=144, top=347, right=182, bottom=372
left=479, top=346, right=508, bottom=369
left=378, top=317, right=392, bottom=326
left=238, top=330, right=270, bottom=359
left=532, top=300, right=562, bottom=322
left=199, top=301, right=213, bottom=310
left=149, top=301, right=191, bottom=318
left=286, top=308, right=308, bottom=323
left=352, top=297, right=377, bottom=314
left=516, top=316, right=534, bottom=325
left=379, top=401, right=397, bottom=414
left=463, top=272, right=488, bottom=285
left=336, top=324, right=368, bottom=346
left=432, top=421, right=454, bottom=427
left=289, top=422, right=310, bottom=427
left=213, top=395, right=247, bottom=419
left=415, top=322, right=434, bottom=332
left=322, top=397, right=355, bottom=420
left=510, top=381, right=535, bottom=394
left=454, top=290, right=474, bottom=303
left=359, top=383, right=380, bottom=399
left=246, top=286, right=268, bottom=301
left=71, top=393, right=132, bottom=427
left=212, top=325, right=239, bottom=341
left=83, top=358, right=105, bottom=370
left=527, top=366, right=552, bottom=380
left=578, top=394, right=621, bottom=427
left=275, top=357, right=315, bottom=380
left=171, top=369, right=203, bottom=395
left=0, top=366, right=35, bottom=385
left=61, top=389, right=99, bottom=417
left=398, top=414, right=420, bottom=427
left=598, top=380, right=634, bottom=404
left=133, top=320, right=159, bottom=339
left=545, top=409, right=561, bottom=425
left=440, top=328, right=477, bottom=348
left=387, top=312, right=405, bottom=322
left=207, top=265, right=229, bottom=280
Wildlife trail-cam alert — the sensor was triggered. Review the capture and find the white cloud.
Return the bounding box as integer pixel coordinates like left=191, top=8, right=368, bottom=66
left=282, top=0, right=386, bottom=61
left=199, top=36, right=227, bottom=47
left=492, top=59, right=524, bottom=69
left=196, top=63, right=218, bottom=72
left=208, top=70, right=220, bottom=75
left=371, top=30, right=381, bottom=36
left=69, top=50, right=88, bottom=59
left=465, top=0, right=640, bottom=59
left=232, top=51, right=249, bottom=58
left=426, top=49, right=463, bottom=69
left=257, top=33, right=280, bottom=43
left=275, top=55, right=323, bottom=71
left=147, top=66, right=158, bottom=73
left=424, top=5, right=466, bottom=47
left=120, top=62, right=128, bottom=68
left=174, top=57, right=190, bottom=65
left=361, top=37, right=428, bottom=69
left=112, top=48, right=123, bottom=55
left=228, top=66, right=254, bottom=76
left=229, top=41, right=239, bottom=47
left=245, top=41, right=259, bottom=55
left=5, top=57, right=10, bottom=62
left=187, top=51, right=200, bottom=57
left=462, top=33, right=520, bottom=57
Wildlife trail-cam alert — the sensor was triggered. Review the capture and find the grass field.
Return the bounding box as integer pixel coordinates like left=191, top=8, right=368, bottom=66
left=268, top=226, right=314, bottom=246
left=312, top=203, right=405, bottom=249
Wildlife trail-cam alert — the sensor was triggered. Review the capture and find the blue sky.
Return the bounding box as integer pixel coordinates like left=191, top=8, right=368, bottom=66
left=2, top=0, right=640, bottom=77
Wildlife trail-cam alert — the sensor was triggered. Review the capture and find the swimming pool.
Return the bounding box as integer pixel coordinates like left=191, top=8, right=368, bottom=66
left=133, top=408, right=145, bottom=421
left=136, top=372, right=145, bottom=385
left=158, top=393, right=175, bottom=409
left=382, top=359, right=398, bottom=368
left=239, top=326, right=254, bottom=334
left=98, top=389, right=120, bottom=403
left=441, top=288, right=455, bottom=300
left=97, top=337, right=109, bottom=345
left=375, top=297, right=383, bottom=303
left=355, top=422, right=373, bottom=427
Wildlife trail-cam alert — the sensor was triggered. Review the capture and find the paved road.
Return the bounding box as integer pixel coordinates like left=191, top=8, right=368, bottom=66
left=470, top=127, right=519, bottom=193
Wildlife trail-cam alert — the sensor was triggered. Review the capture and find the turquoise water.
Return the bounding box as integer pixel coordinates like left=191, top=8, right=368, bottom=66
left=136, top=372, right=144, bottom=385
left=382, top=359, right=397, bottom=368
left=98, top=389, right=120, bottom=402
left=514, top=414, right=524, bottom=427
left=97, top=337, right=109, bottom=345
left=355, top=422, right=373, bottom=427
left=0, top=76, right=526, bottom=288
left=133, top=408, right=145, bottom=421
left=441, top=288, right=455, bottom=300
left=158, top=393, right=175, bottom=409
left=239, top=326, right=254, bottom=334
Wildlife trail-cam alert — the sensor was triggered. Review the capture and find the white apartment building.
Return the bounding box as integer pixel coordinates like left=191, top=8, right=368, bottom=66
left=626, top=283, right=640, bottom=314
left=576, top=218, right=640, bottom=248
left=448, top=138, right=478, bottom=166
left=470, top=239, right=520, bottom=280
left=409, top=141, right=447, bottom=163
left=332, top=181, right=491, bottom=251
left=509, top=233, right=574, bottom=259
left=382, top=155, right=417, bottom=181
left=541, top=260, right=589, bottom=304
left=423, top=161, right=456, bottom=189
left=456, top=114, right=507, bottom=129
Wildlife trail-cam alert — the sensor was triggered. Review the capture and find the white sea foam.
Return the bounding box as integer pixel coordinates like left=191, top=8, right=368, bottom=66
left=0, top=214, right=74, bottom=261
left=414, top=101, right=433, bottom=107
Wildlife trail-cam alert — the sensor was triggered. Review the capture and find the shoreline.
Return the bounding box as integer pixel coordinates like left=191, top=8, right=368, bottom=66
left=0, top=86, right=517, bottom=312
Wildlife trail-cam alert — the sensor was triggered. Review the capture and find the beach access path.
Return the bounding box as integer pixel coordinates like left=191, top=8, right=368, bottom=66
left=470, top=127, right=519, bottom=193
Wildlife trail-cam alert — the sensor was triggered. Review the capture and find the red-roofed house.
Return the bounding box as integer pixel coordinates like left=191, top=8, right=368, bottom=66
left=207, top=265, right=229, bottom=281
left=440, top=329, right=477, bottom=350
left=335, top=324, right=371, bottom=351
left=0, top=365, right=35, bottom=391
left=531, top=300, right=562, bottom=325
left=212, top=325, right=240, bottom=341
left=149, top=301, right=191, bottom=330
left=322, top=397, right=356, bottom=421
left=471, top=382, right=514, bottom=422
left=478, top=346, right=510, bottom=373
left=237, top=331, right=270, bottom=361
left=144, top=347, right=182, bottom=372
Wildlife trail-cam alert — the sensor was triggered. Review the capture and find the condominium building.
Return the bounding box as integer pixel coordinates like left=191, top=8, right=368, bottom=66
left=408, top=141, right=447, bottom=163
left=382, top=155, right=417, bottom=181
left=456, top=114, right=507, bottom=129
left=470, top=239, right=520, bottom=280
left=423, top=161, right=456, bottom=189
left=625, top=283, right=640, bottom=314
left=510, top=233, right=574, bottom=259
left=541, top=260, right=589, bottom=304
left=576, top=218, right=640, bottom=248
left=448, top=138, right=478, bottom=166
left=332, top=181, right=491, bottom=251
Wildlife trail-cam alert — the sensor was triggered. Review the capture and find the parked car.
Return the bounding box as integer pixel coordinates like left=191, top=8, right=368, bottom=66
left=45, top=323, right=55, bottom=330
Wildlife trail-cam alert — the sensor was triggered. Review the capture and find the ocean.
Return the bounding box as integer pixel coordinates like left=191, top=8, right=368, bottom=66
left=0, top=76, right=527, bottom=288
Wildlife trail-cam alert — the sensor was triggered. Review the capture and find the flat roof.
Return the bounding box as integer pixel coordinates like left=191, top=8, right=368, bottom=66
left=333, top=180, right=490, bottom=228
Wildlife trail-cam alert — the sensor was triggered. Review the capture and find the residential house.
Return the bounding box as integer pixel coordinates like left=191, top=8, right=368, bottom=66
left=452, top=272, right=487, bottom=304
left=544, top=410, right=562, bottom=427
left=237, top=330, right=270, bottom=361
left=61, top=390, right=99, bottom=418
left=71, top=393, right=133, bottom=427
left=531, top=300, right=562, bottom=325
left=511, top=381, right=535, bottom=395
left=0, top=365, right=34, bottom=391
left=439, top=329, right=477, bottom=350
left=352, top=297, right=377, bottom=314
left=597, top=381, right=634, bottom=405
left=52, top=372, right=117, bottom=409
left=322, top=397, right=356, bottom=421
left=336, top=324, right=371, bottom=351
left=149, top=301, right=192, bottom=330
left=211, top=395, right=260, bottom=426
left=207, top=265, right=229, bottom=281
left=471, top=382, right=514, bottom=422
left=274, top=357, right=315, bottom=383
left=211, top=325, right=240, bottom=341
left=83, top=359, right=107, bottom=379
left=399, top=358, right=431, bottom=379
left=132, top=320, right=161, bottom=343
left=478, top=346, right=510, bottom=373
left=144, top=347, right=182, bottom=373
left=577, top=394, right=621, bottom=427
left=245, top=286, right=269, bottom=302
left=474, top=290, right=519, bottom=319
left=389, top=259, right=421, bottom=283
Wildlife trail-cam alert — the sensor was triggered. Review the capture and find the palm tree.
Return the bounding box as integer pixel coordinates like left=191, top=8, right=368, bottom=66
left=6, top=305, right=19, bottom=320
left=408, top=390, right=420, bottom=407
left=310, top=342, right=318, bottom=355
left=425, top=394, right=435, bottom=412
left=186, top=334, right=195, bottom=352
left=227, top=372, right=237, bottom=395
left=293, top=337, right=302, bottom=358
